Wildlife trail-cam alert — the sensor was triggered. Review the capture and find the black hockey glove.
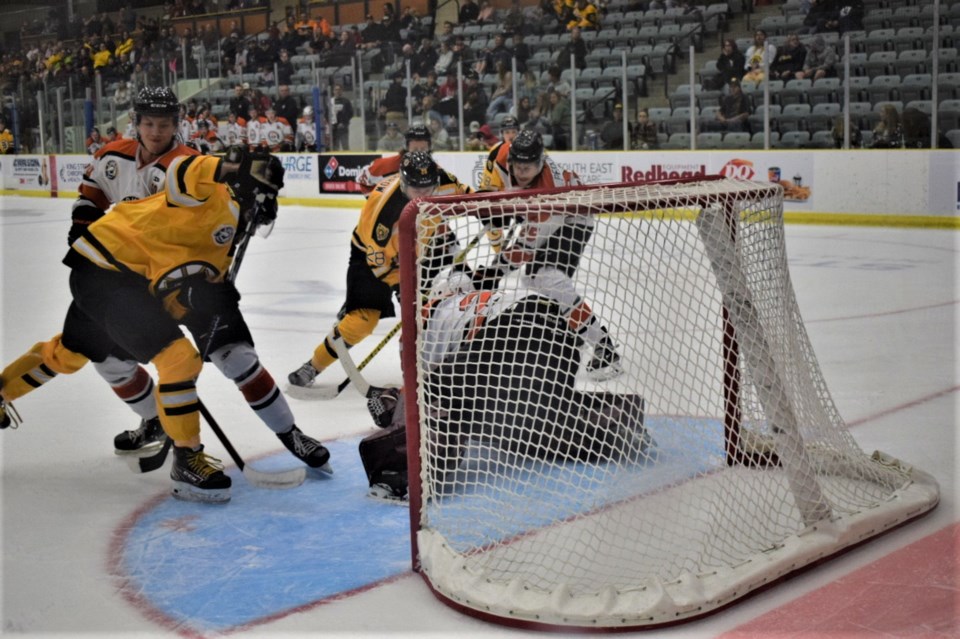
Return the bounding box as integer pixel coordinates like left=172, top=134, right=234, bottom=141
left=178, top=277, right=241, bottom=316
left=68, top=203, right=104, bottom=245
left=223, top=145, right=285, bottom=200
left=472, top=263, right=506, bottom=290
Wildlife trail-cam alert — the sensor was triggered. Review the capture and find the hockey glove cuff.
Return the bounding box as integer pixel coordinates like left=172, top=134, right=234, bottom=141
left=178, top=278, right=241, bottom=316
left=68, top=203, right=105, bottom=245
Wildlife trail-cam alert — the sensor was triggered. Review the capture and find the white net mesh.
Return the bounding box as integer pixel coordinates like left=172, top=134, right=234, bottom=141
left=403, top=177, right=938, bottom=628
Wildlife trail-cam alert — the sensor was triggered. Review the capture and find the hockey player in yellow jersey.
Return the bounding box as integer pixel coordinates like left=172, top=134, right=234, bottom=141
left=0, top=87, right=199, bottom=449
left=287, top=151, right=472, bottom=389
left=4, top=147, right=331, bottom=503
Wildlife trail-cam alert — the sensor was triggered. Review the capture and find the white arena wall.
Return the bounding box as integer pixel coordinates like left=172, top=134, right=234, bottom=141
left=3, top=150, right=958, bottom=226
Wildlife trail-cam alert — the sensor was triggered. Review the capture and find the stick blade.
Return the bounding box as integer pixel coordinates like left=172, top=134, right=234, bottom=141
left=126, top=437, right=172, bottom=473
left=284, top=383, right=344, bottom=401
left=241, top=465, right=308, bottom=489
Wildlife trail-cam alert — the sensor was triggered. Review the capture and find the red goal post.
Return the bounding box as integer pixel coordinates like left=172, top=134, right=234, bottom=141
left=396, top=175, right=939, bottom=631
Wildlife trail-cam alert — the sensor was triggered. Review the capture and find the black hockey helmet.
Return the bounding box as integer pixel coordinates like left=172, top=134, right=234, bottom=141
left=404, top=122, right=432, bottom=146
left=508, top=129, right=545, bottom=165
left=134, top=87, right=180, bottom=123
left=500, top=115, right=519, bottom=131
left=400, top=151, right=440, bottom=189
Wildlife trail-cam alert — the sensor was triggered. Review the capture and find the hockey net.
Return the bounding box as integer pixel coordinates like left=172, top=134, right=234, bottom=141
left=396, top=176, right=939, bottom=630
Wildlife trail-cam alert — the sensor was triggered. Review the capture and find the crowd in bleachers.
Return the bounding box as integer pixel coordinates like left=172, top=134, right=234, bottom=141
left=1, top=0, right=958, bottom=153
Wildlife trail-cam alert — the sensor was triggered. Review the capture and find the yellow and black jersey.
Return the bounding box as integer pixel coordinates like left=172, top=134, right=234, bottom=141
left=65, top=154, right=239, bottom=311
left=351, top=169, right=471, bottom=287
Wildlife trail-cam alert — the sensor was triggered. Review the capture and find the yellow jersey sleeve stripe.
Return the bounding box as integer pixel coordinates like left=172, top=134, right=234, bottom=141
left=71, top=237, right=118, bottom=271
left=166, top=155, right=221, bottom=208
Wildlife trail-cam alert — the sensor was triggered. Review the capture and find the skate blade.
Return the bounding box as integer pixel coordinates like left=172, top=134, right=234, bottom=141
left=586, top=362, right=624, bottom=382
left=114, top=441, right=165, bottom=457
left=284, top=383, right=341, bottom=401
left=307, top=462, right=335, bottom=477
left=171, top=482, right=231, bottom=504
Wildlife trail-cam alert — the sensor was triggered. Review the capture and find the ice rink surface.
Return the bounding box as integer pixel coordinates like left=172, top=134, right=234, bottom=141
left=0, top=196, right=956, bottom=638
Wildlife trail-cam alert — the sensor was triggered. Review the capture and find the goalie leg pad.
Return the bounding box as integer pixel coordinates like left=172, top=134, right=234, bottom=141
left=359, top=416, right=408, bottom=500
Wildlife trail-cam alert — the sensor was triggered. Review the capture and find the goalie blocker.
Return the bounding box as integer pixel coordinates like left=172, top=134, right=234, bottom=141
left=359, top=289, right=654, bottom=501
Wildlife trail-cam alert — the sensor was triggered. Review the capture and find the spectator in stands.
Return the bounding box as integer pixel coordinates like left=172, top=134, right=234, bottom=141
left=510, top=32, right=531, bottom=73
left=821, top=0, right=864, bottom=35
left=480, top=32, right=512, bottom=75
left=710, top=39, right=746, bottom=90
left=632, top=107, right=660, bottom=150
left=795, top=35, right=836, bottom=81
left=451, top=35, right=476, bottom=70
left=831, top=114, right=862, bottom=149
left=462, top=69, right=490, bottom=125
left=276, top=48, right=295, bottom=86
left=542, top=65, right=571, bottom=101
left=256, top=64, right=275, bottom=87
left=274, top=84, right=300, bottom=130
left=743, top=30, right=776, bottom=83
left=545, top=89, right=572, bottom=149
left=476, top=0, right=496, bottom=24
left=0, top=116, right=13, bottom=154
left=229, top=83, right=252, bottom=119
left=769, top=34, right=806, bottom=82
left=329, top=29, right=359, bottom=67
left=600, top=103, right=626, bottom=150
left=871, top=104, right=902, bottom=148
left=428, top=114, right=451, bottom=150
left=383, top=72, right=408, bottom=118
left=114, top=81, right=132, bottom=110
left=377, top=120, right=405, bottom=151
left=466, top=121, right=498, bottom=150
left=411, top=37, right=439, bottom=77
left=486, top=59, right=514, bottom=120
left=713, top=78, right=751, bottom=133
left=435, top=38, right=455, bottom=75
left=558, top=26, right=588, bottom=70
left=361, top=14, right=386, bottom=50
left=413, top=71, right=440, bottom=107
left=567, top=0, right=600, bottom=31
left=329, top=83, right=354, bottom=150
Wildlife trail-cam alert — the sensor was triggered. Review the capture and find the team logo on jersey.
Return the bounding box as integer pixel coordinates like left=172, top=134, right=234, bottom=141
left=156, top=261, right=219, bottom=295
left=375, top=222, right=390, bottom=242
left=104, top=160, right=118, bottom=180
left=213, top=224, right=235, bottom=246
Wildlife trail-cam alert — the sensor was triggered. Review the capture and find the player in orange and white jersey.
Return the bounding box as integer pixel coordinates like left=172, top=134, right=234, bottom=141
left=217, top=111, right=247, bottom=148
left=245, top=105, right=266, bottom=150
left=259, top=107, right=294, bottom=152
left=471, top=129, right=622, bottom=381
left=355, top=122, right=432, bottom=195
left=295, top=105, right=317, bottom=152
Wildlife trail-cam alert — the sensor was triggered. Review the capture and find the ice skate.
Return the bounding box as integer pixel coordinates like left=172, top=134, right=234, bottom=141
left=170, top=444, right=231, bottom=504
left=287, top=361, right=319, bottom=388
left=113, top=416, right=167, bottom=455
left=586, top=335, right=623, bottom=381
left=278, top=425, right=332, bottom=471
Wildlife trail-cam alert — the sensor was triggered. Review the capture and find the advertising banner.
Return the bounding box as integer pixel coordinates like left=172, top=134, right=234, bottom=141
left=317, top=153, right=382, bottom=194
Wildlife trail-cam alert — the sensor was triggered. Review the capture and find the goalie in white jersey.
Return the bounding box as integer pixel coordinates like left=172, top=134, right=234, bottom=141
left=358, top=268, right=654, bottom=501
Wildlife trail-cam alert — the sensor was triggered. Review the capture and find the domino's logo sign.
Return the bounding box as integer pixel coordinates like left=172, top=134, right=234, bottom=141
left=324, top=156, right=339, bottom=179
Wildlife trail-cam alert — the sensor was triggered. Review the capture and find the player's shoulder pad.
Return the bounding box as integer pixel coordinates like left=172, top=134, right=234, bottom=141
left=96, top=138, right=138, bottom=160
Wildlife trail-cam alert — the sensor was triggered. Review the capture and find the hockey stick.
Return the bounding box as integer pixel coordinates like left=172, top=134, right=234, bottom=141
left=198, top=400, right=307, bottom=489
left=311, top=322, right=402, bottom=400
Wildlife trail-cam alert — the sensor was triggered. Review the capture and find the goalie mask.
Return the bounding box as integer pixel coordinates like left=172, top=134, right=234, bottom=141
left=399, top=151, right=440, bottom=196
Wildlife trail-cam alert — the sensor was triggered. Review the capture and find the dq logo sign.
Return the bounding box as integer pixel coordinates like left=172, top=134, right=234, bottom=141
left=720, top=159, right=756, bottom=180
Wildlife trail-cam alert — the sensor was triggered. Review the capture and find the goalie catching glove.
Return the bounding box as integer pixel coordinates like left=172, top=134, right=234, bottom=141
left=221, top=145, right=285, bottom=228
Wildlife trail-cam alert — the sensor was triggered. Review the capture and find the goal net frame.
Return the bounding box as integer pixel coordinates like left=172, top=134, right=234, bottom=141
left=396, top=175, right=939, bottom=631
